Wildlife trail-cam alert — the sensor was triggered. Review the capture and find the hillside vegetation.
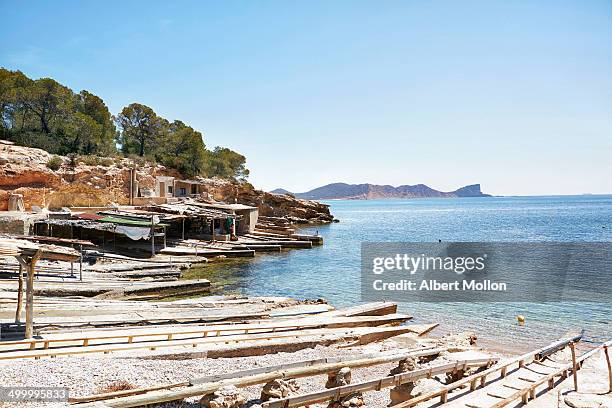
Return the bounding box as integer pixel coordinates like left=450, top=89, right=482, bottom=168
left=0, top=68, right=248, bottom=180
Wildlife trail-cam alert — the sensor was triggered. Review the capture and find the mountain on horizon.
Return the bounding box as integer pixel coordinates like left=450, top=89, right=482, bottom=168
left=270, top=188, right=294, bottom=195
left=271, top=183, right=490, bottom=200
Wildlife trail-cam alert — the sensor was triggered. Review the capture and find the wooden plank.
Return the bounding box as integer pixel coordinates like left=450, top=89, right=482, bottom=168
left=69, top=381, right=190, bottom=404
left=159, top=247, right=255, bottom=257
left=189, top=347, right=444, bottom=384
left=323, top=302, right=398, bottom=317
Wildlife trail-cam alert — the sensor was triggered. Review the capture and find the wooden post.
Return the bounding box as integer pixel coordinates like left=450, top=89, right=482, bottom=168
left=70, top=261, right=74, bottom=277
left=604, top=345, right=611, bottom=393
left=15, top=262, right=24, bottom=323
left=163, top=226, right=166, bottom=248
left=211, top=218, right=216, bottom=242
left=129, top=168, right=133, bottom=206
left=25, top=250, right=41, bottom=339
left=79, top=244, right=83, bottom=282
left=151, top=216, right=155, bottom=257
left=182, top=218, right=185, bottom=240
left=570, top=341, right=578, bottom=392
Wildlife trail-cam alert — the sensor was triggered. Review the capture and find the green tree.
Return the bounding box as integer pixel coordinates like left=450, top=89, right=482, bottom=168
left=21, top=77, right=74, bottom=135
left=75, top=90, right=116, bottom=155
left=64, top=112, right=102, bottom=154
left=0, top=69, right=33, bottom=137
left=155, top=120, right=208, bottom=178
left=115, top=103, right=164, bottom=157
left=208, top=147, right=250, bottom=181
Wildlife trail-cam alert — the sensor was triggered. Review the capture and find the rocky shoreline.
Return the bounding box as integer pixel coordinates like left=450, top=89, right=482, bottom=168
left=0, top=141, right=335, bottom=224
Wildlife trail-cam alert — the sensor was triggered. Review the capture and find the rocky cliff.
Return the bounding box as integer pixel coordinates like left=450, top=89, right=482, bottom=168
left=277, top=182, right=490, bottom=200
left=0, top=141, right=334, bottom=223
left=200, top=179, right=334, bottom=223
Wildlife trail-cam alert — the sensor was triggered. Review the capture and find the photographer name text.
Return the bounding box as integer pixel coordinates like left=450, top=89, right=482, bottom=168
left=372, top=279, right=507, bottom=292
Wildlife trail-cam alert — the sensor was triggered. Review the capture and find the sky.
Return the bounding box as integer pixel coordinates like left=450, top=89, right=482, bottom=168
left=1, top=1, right=611, bottom=195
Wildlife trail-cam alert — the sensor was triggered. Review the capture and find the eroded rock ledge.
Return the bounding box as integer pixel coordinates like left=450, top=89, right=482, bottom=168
left=0, top=141, right=335, bottom=224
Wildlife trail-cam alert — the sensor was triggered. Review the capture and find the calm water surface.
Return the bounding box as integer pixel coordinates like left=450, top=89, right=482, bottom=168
left=188, top=196, right=612, bottom=352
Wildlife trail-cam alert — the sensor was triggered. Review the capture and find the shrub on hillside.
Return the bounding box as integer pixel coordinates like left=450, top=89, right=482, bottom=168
left=78, top=155, right=114, bottom=167
left=46, top=156, right=63, bottom=171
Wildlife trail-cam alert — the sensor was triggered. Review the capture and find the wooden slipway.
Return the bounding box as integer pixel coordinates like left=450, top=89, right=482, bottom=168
left=321, top=301, right=399, bottom=317
left=0, top=278, right=211, bottom=297
left=71, top=346, right=449, bottom=406
left=160, top=246, right=255, bottom=257
left=75, top=351, right=497, bottom=408
left=0, top=313, right=413, bottom=354
left=394, top=334, right=606, bottom=408
left=262, top=357, right=498, bottom=408
left=0, top=325, right=416, bottom=360
left=2, top=303, right=334, bottom=330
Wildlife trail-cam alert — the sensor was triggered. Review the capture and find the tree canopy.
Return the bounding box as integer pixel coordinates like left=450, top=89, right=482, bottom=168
left=0, top=69, right=116, bottom=155
left=207, top=147, right=250, bottom=181
left=0, top=68, right=249, bottom=181
left=115, top=103, right=163, bottom=157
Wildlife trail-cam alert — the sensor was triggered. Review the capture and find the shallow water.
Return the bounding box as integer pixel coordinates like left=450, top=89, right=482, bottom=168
left=188, top=195, right=612, bottom=352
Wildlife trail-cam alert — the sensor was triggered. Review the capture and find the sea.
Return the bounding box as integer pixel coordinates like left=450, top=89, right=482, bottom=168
left=186, top=195, right=612, bottom=352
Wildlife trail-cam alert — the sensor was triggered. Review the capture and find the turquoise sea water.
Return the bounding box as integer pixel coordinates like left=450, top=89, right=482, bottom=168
left=198, top=195, right=612, bottom=352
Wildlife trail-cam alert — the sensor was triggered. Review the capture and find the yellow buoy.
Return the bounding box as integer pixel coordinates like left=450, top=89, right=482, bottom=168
left=517, top=315, right=525, bottom=326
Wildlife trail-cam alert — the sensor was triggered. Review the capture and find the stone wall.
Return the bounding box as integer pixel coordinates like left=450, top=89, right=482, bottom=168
left=0, top=212, right=48, bottom=235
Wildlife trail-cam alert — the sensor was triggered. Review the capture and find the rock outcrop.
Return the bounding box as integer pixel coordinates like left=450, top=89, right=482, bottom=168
left=200, top=385, right=246, bottom=408
left=260, top=378, right=300, bottom=401
left=0, top=141, right=335, bottom=223
left=325, top=368, right=364, bottom=408
left=389, top=357, right=419, bottom=405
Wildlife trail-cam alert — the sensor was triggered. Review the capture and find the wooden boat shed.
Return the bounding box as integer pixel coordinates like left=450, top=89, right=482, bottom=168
left=142, top=202, right=248, bottom=239
left=33, top=215, right=168, bottom=257
left=31, top=202, right=247, bottom=255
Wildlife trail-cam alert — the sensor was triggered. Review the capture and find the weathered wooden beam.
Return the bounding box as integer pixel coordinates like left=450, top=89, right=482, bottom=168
left=14, top=263, right=23, bottom=323
left=322, top=302, right=398, bottom=317
left=262, top=358, right=497, bottom=408
left=570, top=341, right=578, bottom=391
left=604, top=344, right=612, bottom=393
left=24, top=250, right=42, bottom=338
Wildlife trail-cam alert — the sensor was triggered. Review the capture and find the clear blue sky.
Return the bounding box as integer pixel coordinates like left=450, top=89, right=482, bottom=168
left=1, top=1, right=611, bottom=195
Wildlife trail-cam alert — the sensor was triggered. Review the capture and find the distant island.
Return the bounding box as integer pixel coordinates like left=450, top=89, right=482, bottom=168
left=271, top=183, right=490, bottom=200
